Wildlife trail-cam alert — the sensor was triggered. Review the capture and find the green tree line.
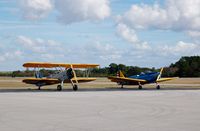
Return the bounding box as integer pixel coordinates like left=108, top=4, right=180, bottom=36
left=0, top=56, right=199, bottom=77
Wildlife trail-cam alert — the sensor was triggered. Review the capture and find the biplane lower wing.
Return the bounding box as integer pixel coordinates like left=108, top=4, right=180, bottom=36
left=108, top=76, right=147, bottom=85
left=23, top=78, right=97, bottom=85
left=23, top=78, right=59, bottom=85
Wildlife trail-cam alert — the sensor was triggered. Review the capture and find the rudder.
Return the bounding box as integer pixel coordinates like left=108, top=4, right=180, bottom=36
left=117, top=70, right=125, bottom=78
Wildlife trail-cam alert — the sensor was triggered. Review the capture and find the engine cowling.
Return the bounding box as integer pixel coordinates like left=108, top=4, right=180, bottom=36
left=67, top=68, right=74, bottom=79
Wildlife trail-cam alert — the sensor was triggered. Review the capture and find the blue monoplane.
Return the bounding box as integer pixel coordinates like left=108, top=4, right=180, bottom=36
left=108, top=68, right=174, bottom=89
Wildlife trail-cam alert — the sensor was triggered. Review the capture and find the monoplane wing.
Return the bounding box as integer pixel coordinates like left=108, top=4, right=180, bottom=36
left=23, top=62, right=99, bottom=68
left=156, top=78, right=174, bottom=82
left=108, top=76, right=147, bottom=85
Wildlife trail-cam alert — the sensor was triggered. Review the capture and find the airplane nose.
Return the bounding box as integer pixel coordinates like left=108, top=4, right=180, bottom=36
left=67, top=68, right=74, bottom=79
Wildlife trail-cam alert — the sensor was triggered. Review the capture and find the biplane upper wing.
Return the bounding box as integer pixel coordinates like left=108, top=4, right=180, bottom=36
left=108, top=76, right=147, bottom=84
left=23, top=62, right=99, bottom=68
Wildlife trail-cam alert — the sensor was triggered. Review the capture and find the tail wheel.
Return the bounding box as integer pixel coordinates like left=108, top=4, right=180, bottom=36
left=57, top=85, right=62, bottom=91
left=73, top=84, right=78, bottom=91
left=156, top=85, right=160, bottom=90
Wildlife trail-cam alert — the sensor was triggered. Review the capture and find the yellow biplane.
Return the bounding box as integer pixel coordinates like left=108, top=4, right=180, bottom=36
left=22, top=62, right=99, bottom=91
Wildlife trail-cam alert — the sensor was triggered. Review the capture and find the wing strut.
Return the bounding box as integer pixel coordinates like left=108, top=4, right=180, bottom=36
left=70, top=65, right=78, bottom=91
left=156, top=67, right=164, bottom=81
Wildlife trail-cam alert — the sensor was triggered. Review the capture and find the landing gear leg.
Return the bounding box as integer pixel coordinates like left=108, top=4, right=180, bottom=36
left=70, top=65, right=79, bottom=91
left=121, top=84, right=124, bottom=89
left=57, top=85, right=62, bottom=91
left=57, top=81, right=64, bottom=91
left=73, top=84, right=78, bottom=91
left=156, top=82, right=160, bottom=90
left=70, top=79, right=78, bottom=91
left=38, top=86, right=41, bottom=90
left=138, top=82, right=142, bottom=89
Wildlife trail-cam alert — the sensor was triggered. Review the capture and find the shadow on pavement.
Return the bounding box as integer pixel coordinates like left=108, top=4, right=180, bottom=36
left=0, top=87, right=200, bottom=93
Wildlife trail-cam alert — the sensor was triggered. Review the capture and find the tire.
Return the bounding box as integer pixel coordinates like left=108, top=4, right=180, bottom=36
left=138, top=85, right=142, bottom=90
left=57, top=85, right=62, bottom=91
left=156, top=85, right=160, bottom=90
left=73, top=84, right=78, bottom=91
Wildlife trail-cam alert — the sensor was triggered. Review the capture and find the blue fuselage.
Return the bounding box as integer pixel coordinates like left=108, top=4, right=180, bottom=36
left=129, top=72, right=160, bottom=83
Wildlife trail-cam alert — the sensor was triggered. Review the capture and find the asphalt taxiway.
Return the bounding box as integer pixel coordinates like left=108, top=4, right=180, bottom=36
left=0, top=89, right=200, bottom=131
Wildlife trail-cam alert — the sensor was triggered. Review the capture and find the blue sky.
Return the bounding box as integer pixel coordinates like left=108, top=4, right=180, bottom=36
left=0, top=0, right=200, bottom=71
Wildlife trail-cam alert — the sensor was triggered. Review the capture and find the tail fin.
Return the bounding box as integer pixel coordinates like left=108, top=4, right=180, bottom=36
left=117, top=70, right=125, bottom=78
left=156, top=67, right=163, bottom=80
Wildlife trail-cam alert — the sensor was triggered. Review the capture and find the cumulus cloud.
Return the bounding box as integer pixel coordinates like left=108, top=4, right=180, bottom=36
left=116, top=23, right=151, bottom=50
left=0, top=41, right=23, bottom=63
left=18, top=0, right=111, bottom=23
left=0, top=42, right=24, bottom=70
left=19, top=0, right=53, bottom=20
left=55, top=0, right=111, bottom=24
left=16, top=35, right=66, bottom=60
left=0, top=50, right=22, bottom=62
left=115, top=22, right=194, bottom=57
left=118, top=41, right=200, bottom=67
left=16, top=36, right=121, bottom=65
left=187, top=31, right=200, bottom=39
left=158, top=41, right=200, bottom=56
left=115, top=0, right=200, bottom=61
left=2, top=50, right=23, bottom=61
left=76, top=41, right=122, bottom=65
left=116, top=23, right=138, bottom=43
left=117, top=0, right=200, bottom=31
left=96, top=43, right=121, bottom=60
left=117, top=4, right=169, bottom=29
left=17, top=35, right=62, bottom=53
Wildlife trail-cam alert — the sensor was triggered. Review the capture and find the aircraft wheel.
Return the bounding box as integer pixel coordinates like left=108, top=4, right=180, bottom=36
left=138, top=85, right=142, bottom=90
left=156, top=85, right=160, bottom=90
left=38, top=86, right=41, bottom=90
left=57, top=85, right=62, bottom=91
left=73, top=84, right=78, bottom=91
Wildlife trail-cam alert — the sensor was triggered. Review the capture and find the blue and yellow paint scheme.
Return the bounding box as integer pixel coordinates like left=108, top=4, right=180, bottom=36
left=108, top=68, right=174, bottom=89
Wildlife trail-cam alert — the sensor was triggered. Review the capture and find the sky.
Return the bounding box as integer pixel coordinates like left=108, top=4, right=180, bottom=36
left=0, top=0, right=200, bottom=71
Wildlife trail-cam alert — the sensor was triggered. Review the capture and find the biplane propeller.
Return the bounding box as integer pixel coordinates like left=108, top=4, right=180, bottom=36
left=22, top=62, right=99, bottom=91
